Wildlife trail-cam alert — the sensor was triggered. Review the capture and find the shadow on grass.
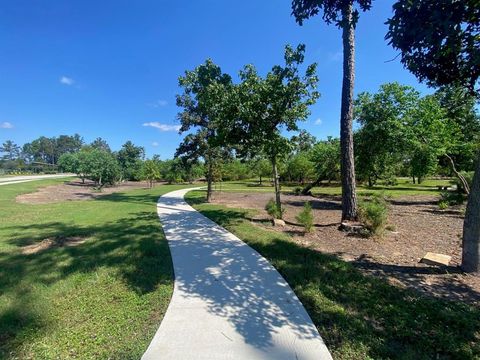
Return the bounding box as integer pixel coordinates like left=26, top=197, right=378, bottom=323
left=352, top=256, right=480, bottom=303
left=95, top=191, right=162, bottom=205
left=284, top=198, right=341, bottom=211
left=0, top=204, right=173, bottom=357
left=186, top=191, right=480, bottom=359
left=1, top=211, right=171, bottom=294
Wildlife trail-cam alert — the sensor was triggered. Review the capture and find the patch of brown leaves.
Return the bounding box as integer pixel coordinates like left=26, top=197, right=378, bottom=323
left=21, top=236, right=86, bottom=255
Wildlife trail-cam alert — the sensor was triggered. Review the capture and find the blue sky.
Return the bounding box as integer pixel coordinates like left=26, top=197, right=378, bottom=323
left=0, top=0, right=431, bottom=158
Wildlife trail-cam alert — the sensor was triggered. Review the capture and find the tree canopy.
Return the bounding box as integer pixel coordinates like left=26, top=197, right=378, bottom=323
left=175, top=59, right=233, bottom=201
left=386, top=0, right=480, bottom=95
left=220, top=44, right=319, bottom=216
left=291, top=0, right=372, bottom=27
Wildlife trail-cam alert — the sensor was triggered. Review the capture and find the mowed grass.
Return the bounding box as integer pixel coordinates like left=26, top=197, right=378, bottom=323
left=0, top=179, right=187, bottom=359
left=215, top=177, right=452, bottom=197
left=185, top=190, right=480, bottom=360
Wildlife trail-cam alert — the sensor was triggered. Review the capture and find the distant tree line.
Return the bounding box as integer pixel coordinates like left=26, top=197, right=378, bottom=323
left=2, top=81, right=478, bottom=191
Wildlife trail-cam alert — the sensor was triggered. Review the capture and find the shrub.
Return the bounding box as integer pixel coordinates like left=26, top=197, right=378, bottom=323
left=383, top=174, right=398, bottom=186
left=440, top=191, right=466, bottom=206
left=296, top=202, right=314, bottom=233
left=358, top=195, right=388, bottom=237
left=265, top=198, right=284, bottom=219
left=438, top=200, right=449, bottom=210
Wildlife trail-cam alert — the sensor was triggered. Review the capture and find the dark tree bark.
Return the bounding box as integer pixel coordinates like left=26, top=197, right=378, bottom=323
left=272, top=157, right=282, bottom=218
left=462, top=153, right=480, bottom=273
left=340, top=1, right=358, bottom=221
left=302, top=175, right=322, bottom=195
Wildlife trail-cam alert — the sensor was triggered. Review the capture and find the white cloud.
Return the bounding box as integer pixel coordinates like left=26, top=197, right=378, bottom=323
left=149, top=99, right=168, bottom=108
left=152, top=141, right=159, bottom=147
left=0, top=121, right=13, bottom=129
left=60, top=76, right=75, bottom=85
left=143, top=122, right=180, bottom=132
left=314, top=118, right=322, bottom=125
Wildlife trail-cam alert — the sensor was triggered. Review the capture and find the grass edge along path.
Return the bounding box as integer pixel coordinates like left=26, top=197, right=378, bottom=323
left=0, top=180, right=188, bottom=359
left=185, top=190, right=480, bottom=360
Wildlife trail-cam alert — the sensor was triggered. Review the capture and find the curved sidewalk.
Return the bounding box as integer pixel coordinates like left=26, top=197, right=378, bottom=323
left=143, top=188, right=332, bottom=360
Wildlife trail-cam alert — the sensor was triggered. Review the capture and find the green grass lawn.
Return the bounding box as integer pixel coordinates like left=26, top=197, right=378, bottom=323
left=0, top=179, right=187, bottom=359
left=186, top=190, right=480, bottom=360
left=215, top=177, right=452, bottom=198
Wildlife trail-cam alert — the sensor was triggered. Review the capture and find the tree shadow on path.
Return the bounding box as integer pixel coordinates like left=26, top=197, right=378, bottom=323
left=185, top=191, right=480, bottom=359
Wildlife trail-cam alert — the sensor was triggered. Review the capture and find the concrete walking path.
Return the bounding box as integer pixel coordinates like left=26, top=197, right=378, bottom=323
left=0, top=174, right=74, bottom=186
left=142, top=188, right=332, bottom=360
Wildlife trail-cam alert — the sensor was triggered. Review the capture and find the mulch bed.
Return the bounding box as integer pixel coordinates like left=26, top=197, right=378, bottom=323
left=210, top=191, right=480, bottom=305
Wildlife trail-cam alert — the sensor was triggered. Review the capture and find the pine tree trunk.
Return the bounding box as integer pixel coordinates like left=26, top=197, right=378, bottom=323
left=340, top=1, right=358, bottom=221
left=272, top=157, right=282, bottom=218
left=461, top=153, right=480, bottom=273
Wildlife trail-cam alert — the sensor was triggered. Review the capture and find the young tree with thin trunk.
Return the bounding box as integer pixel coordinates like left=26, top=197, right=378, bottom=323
left=387, top=0, right=480, bottom=272
left=220, top=45, right=319, bottom=218
left=176, top=60, right=232, bottom=202
left=141, top=159, right=161, bottom=188
left=291, top=0, right=373, bottom=221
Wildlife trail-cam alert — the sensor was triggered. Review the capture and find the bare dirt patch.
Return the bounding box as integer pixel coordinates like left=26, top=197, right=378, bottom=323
left=22, top=236, right=87, bottom=255
left=16, top=179, right=150, bottom=204
left=210, top=191, right=480, bottom=305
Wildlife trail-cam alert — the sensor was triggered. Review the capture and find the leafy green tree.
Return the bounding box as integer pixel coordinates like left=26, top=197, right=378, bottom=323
left=283, top=152, right=315, bottom=184
left=141, top=159, right=160, bottom=188
left=354, top=83, right=419, bottom=185
left=76, top=149, right=92, bottom=183
left=83, top=149, right=120, bottom=188
left=90, top=137, right=111, bottom=152
left=0, top=140, right=20, bottom=161
left=407, top=95, right=457, bottom=183
left=55, top=134, right=83, bottom=159
left=222, top=159, right=251, bottom=181
left=302, top=137, right=340, bottom=194
left=23, top=136, right=56, bottom=164
left=185, top=162, right=205, bottom=183
left=176, top=156, right=204, bottom=183
left=22, top=134, right=83, bottom=165
left=386, top=0, right=480, bottom=95
left=117, top=141, right=145, bottom=181
left=292, top=0, right=373, bottom=221
left=57, top=152, right=80, bottom=174
left=160, top=158, right=186, bottom=184
left=248, top=157, right=272, bottom=185
left=434, top=86, right=480, bottom=175
left=386, top=0, right=480, bottom=272
left=176, top=59, right=233, bottom=202
left=291, top=129, right=317, bottom=153
left=222, top=44, right=319, bottom=217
